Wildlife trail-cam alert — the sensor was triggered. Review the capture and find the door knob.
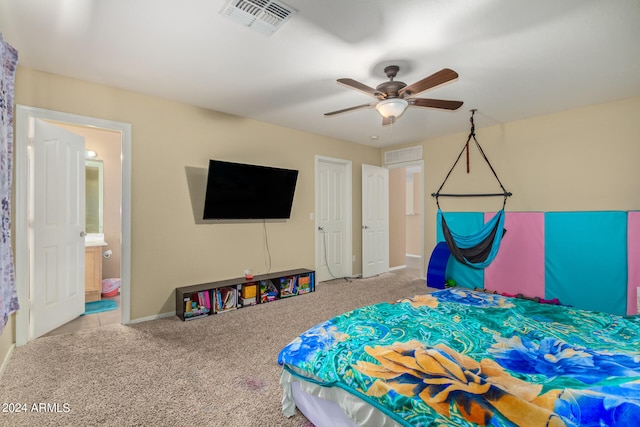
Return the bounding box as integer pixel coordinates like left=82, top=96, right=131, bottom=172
left=362, top=225, right=369, bottom=229
left=80, top=231, right=87, bottom=237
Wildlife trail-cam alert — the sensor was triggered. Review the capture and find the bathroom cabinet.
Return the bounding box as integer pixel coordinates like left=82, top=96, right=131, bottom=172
left=85, top=245, right=102, bottom=302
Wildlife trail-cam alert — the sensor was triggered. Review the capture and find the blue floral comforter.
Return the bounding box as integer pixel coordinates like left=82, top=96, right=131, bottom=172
left=278, top=289, right=640, bottom=426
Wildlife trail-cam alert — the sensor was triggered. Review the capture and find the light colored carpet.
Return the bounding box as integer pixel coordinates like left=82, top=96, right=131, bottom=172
left=0, top=268, right=429, bottom=427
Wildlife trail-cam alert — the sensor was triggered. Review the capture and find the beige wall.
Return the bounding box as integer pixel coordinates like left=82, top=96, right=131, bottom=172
left=12, top=67, right=381, bottom=325
left=406, top=171, right=422, bottom=257
left=406, top=214, right=422, bottom=256
left=389, top=168, right=422, bottom=263
left=397, top=96, right=640, bottom=254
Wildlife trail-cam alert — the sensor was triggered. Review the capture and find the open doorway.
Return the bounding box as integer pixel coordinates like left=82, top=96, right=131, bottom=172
left=14, top=106, right=131, bottom=345
left=388, top=161, right=424, bottom=279
left=44, top=123, right=123, bottom=337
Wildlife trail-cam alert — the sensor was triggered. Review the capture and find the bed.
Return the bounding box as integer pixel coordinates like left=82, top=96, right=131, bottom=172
left=278, top=288, right=640, bottom=426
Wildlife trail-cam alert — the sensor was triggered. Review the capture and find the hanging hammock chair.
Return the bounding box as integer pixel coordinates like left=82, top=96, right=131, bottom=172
left=437, top=209, right=505, bottom=268
left=432, top=110, right=511, bottom=269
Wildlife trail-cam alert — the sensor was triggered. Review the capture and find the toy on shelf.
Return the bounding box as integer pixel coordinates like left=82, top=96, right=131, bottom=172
left=260, top=280, right=279, bottom=303
left=183, top=291, right=211, bottom=319
left=240, top=283, right=257, bottom=307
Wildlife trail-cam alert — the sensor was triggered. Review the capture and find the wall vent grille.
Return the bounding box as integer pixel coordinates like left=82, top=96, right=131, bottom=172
left=221, top=0, right=297, bottom=36
left=384, top=146, right=423, bottom=165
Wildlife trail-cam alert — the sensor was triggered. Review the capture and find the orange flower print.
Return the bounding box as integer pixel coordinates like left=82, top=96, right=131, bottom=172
left=397, top=294, right=439, bottom=309
left=354, top=340, right=565, bottom=426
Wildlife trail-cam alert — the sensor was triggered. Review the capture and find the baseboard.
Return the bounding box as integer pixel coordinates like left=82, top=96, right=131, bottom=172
left=389, top=265, right=407, bottom=271
left=129, top=311, right=176, bottom=324
left=0, top=343, right=15, bottom=379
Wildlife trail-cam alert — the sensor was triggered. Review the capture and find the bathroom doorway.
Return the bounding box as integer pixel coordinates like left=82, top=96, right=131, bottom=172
left=44, top=123, right=123, bottom=337
left=15, top=106, right=132, bottom=344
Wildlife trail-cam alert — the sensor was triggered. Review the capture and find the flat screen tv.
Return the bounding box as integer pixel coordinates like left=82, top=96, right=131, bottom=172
left=203, top=159, right=298, bottom=220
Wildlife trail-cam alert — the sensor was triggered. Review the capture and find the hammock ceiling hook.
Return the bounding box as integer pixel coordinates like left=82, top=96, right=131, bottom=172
left=466, top=109, right=477, bottom=173
left=469, top=109, right=477, bottom=135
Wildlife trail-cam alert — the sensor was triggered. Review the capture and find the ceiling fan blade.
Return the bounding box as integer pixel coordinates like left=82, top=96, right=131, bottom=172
left=324, top=103, right=375, bottom=116
left=399, top=68, right=459, bottom=97
left=337, top=78, right=382, bottom=98
left=408, top=98, right=464, bottom=110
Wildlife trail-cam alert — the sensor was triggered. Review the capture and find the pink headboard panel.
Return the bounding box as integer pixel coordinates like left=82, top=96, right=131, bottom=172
left=628, top=211, right=640, bottom=315
left=484, top=212, right=545, bottom=298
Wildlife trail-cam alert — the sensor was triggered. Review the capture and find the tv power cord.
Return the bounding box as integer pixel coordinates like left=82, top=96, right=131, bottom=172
left=318, top=227, right=362, bottom=282
left=318, top=226, right=341, bottom=280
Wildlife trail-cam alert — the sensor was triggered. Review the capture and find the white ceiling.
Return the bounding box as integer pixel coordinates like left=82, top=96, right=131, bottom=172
left=1, top=0, right=639, bottom=147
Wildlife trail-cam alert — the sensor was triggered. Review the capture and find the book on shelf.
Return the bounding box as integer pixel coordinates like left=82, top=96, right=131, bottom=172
left=298, top=274, right=312, bottom=294
left=205, top=290, right=211, bottom=309
left=240, top=297, right=256, bottom=307
left=280, top=276, right=297, bottom=297
left=197, top=291, right=204, bottom=307
left=215, top=287, right=237, bottom=312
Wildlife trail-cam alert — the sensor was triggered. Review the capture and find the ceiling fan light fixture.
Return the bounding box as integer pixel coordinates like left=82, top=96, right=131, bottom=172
left=376, top=98, right=408, bottom=119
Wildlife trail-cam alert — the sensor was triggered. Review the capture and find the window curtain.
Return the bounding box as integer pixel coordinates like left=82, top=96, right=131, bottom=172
left=0, top=33, right=19, bottom=333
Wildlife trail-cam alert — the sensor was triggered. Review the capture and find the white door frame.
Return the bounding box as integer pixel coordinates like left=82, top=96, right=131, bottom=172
left=15, top=105, right=132, bottom=346
left=385, top=160, right=425, bottom=278
left=314, top=156, right=352, bottom=281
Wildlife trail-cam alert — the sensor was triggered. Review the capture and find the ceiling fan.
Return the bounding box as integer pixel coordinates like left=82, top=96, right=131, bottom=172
left=325, top=66, right=463, bottom=125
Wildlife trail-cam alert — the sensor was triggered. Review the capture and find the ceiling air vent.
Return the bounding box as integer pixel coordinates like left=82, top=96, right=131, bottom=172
left=221, top=0, right=297, bottom=36
left=384, top=146, right=423, bottom=165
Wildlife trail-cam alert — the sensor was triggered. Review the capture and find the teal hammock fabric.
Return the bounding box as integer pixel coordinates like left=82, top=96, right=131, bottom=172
left=437, top=209, right=505, bottom=268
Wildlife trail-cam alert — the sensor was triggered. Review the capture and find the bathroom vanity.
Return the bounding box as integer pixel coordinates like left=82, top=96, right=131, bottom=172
left=85, top=244, right=104, bottom=302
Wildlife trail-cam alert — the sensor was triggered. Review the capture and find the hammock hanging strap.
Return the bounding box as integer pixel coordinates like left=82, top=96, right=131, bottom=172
left=432, top=110, right=512, bottom=209
left=432, top=110, right=511, bottom=269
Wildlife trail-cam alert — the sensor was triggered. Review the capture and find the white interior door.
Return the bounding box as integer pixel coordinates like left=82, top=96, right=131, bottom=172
left=316, top=157, right=352, bottom=282
left=31, top=119, right=86, bottom=338
left=362, top=164, right=389, bottom=278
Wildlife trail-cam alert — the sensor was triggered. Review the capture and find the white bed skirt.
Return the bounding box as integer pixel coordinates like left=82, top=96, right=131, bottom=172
left=280, top=368, right=402, bottom=427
